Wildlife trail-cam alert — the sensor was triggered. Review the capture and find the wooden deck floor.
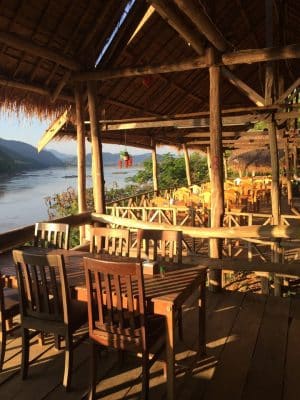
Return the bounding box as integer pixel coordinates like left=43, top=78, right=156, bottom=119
left=1, top=290, right=300, bottom=400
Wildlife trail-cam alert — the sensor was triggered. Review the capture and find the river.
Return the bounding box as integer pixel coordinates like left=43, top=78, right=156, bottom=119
left=0, top=165, right=141, bottom=233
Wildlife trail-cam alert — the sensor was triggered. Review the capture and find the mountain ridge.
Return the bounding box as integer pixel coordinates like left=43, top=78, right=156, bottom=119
left=0, top=137, right=63, bottom=174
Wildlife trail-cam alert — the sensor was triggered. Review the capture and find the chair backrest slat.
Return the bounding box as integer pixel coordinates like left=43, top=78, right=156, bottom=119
left=13, top=250, right=70, bottom=323
left=83, top=257, right=145, bottom=341
left=34, top=222, right=70, bottom=250
left=90, top=227, right=130, bottom=257
left=136, top=229, right=182, bottom=263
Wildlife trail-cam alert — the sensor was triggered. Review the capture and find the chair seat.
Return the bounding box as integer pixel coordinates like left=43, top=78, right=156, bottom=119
left=91, top=313, right=165, bottom=349
left=3, top=288, right=19, bottom=316
left=69, top=299, right=88, bottom=331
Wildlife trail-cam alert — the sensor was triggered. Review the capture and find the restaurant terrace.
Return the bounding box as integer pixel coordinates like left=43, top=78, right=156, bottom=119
left=1, top=1, right=300, bottom=399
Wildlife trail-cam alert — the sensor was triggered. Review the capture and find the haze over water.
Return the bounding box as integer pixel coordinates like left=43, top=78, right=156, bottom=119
left=0, top=165, right=140, bottom=233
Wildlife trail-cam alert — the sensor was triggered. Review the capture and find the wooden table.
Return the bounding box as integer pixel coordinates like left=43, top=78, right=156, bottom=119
left=1, top=248, right=207, bottom=400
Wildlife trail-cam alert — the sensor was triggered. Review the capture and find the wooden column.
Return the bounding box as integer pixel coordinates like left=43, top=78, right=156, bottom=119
left=152, top=146, right=159, bottom=195
left=74, top=84, right=87, bottom=243
left=183, top=144, right=192, bottom=186
left=265, top=0, right=280, bottom=295
left=206, top=146, right=212, bottom=182
left=284, top=140, right=293, bottom=207
left=209, top=63, right=224, bottom=291
left=87, top=81, right=105, bottom=214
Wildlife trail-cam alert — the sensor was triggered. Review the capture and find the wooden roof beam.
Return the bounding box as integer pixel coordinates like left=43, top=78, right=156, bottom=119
left=89, top=114, right=267, bottom=131
left=73, top=44, right=300, bottom=81
left=174, top=0, right=232, bottom=52
left=73, top=55, right=209, bottom=81
left=222, top=68, right=265, bottom=106
left=277, top=77, right=300, bottom=104
left=223, top=44, right=300, bottom=65
left=149, top=0, right=204, bottom=55
left=0, top=32, right=81, bottom=71
left=0, top=75, right=73, bottom=102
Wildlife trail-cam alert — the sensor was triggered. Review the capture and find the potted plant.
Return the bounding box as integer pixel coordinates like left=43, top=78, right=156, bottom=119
left=120, top=150, right=130, bottom=161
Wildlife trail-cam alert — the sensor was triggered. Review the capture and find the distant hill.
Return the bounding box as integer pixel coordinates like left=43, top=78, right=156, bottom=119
left=0, top=138, right=63, bottom=174
left=89, top=152, right=152, bottom=166
left=65, top=152, right=152, bottom=166
left=48, top=149, right=75, bottom=163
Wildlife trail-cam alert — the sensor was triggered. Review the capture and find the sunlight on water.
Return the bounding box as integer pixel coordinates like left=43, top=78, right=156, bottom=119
left=0, top=165, right=140, bottom=233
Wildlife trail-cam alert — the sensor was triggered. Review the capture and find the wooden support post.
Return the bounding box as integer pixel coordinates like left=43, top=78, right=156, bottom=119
left=87, top=81, right=105, bottom=214
left=152, top=146, right=159, bottom=195
left=209, top=62, right=224, bottom=292
left=183, top=144, right=192, bottom=187
left=74, top=84, right=87, bottom=243
left=206, top=146, right=212, bottom=182
left=284, top=141, right=293, bottom=207
left=265, top=0, right=281, bottom=295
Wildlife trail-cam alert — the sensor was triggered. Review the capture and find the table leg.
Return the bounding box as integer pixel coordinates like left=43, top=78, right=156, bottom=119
left=198, top=281, right=206, bottom=355
left=165, top=303, right=175, bottom=400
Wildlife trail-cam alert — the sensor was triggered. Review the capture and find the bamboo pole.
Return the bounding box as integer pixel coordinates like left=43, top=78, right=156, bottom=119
left=74, top=84, right=87, bottom=243
left=209, top=61, right=224, bottom=291
left=284, top=141, right=293, bottom=207
left=152, top=146, right=159, bottom=195
left=183, top=144, right=192, bottom=186
left=87, top=82, right=105, bottom=214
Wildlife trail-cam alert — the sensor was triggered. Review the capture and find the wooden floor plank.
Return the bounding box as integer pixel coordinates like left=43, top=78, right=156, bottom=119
left=203, top=292, right=267, bottom=400
left=177, top=291, right=246, bottom=400
left=283, top=297, right=300, bottom=400
left=0, top=291, right=296, bottom=400
left=0, top=331, right=88, bottom=400
left=241, top=295, right=290, bottom=400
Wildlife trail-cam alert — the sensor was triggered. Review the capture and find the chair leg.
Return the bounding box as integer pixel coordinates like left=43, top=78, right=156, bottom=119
left=21, top=328, right=30, bottom=379
left=141, top=351, right=149, bottom=400
left=178, top=308, right=183, bottom=341
left=63, top=333, right=73, bottom=391
left=88, top=341, right=98, bottom=400
left=0, top=321, right=7, bottom=372
left=55, top=334, right=61, bottom=350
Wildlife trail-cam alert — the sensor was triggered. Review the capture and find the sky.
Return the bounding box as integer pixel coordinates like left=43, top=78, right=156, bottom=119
left=0, top=113, right=176, bottom=156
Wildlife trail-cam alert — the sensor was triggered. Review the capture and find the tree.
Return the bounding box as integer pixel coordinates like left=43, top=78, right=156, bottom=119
left=128, top=152, right=209, bottom=188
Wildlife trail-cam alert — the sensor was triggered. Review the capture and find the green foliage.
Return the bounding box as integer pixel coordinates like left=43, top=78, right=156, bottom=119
left=44, top=153, right=209, bottom=245
left=128, top=152, right=209, bottom=188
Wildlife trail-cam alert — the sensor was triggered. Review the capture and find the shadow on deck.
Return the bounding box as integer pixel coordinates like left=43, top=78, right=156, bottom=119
left=1, top=290, right=299, bottom=400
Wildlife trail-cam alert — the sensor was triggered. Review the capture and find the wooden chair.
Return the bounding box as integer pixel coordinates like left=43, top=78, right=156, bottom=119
left=83, top=257, right=166, bottom=400
left=34, top=222, right=70, bottom=250
left=12, top=250, right=87, bottom=390
left=136, top=229, right=184, bottom=339
left=89, top=226, right=130, bottom=257
left=136, top=229, right=182, bottom=264
left=0, top=275, right=19, bottom=371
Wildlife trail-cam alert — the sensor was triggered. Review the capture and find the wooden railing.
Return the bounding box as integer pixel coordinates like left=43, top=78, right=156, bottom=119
left=0, top=212, right=92, bottom=253
left=106, top=187, right=177, bottom=207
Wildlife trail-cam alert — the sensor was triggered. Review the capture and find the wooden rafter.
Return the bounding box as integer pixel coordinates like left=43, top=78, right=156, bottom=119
left=37, top=109, right=71, bottom=152
left=277, top=77, right=300, bottom=103
left=73, top=44, right=300, bottom=82
left=222, top=68, right=265, bottom=106
left=0, top=75, right=73, bottom=102
left=0, top=32, right=81, bottom=71
left=174, top=0, right=231, bottom=52
left=150, top=0, right=204, bottom=55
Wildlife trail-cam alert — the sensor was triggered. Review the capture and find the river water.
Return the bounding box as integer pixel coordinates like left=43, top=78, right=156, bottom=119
left=0, top=165, right=140, bottom=233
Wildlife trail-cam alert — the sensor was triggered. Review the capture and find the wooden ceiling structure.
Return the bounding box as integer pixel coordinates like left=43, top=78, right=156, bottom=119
left=0, top=0, right=299, bottom=151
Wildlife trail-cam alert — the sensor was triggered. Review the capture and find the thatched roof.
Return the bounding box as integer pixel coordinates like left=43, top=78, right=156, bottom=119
left=1, top=1, right=300, bottom=150
left=228, top=148, right=285, bottom=175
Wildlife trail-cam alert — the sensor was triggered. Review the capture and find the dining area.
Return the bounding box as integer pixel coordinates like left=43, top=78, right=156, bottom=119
left=0, top=222, right=207, bottom=400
